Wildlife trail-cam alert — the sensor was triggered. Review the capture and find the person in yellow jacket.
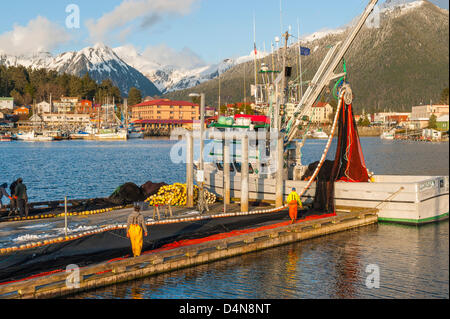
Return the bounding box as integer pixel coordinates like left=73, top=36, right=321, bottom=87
left=287, top=188, right=303, bottom=224
left=126, top=205, right=148, bottom=257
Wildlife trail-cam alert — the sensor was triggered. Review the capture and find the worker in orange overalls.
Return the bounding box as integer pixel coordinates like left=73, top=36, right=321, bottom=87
left=287, top=188, right=303, bottom=224
left=126, top=205, right=148, bottom=257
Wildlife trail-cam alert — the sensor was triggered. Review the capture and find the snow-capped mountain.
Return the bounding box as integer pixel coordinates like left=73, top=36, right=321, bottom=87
left=0, top=43, right=161, bottom=97
left=114, top=45, right=268, bottom=94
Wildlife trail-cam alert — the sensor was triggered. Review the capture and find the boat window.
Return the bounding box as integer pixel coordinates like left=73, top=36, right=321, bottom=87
left=216, top=163, right=223, bottom=171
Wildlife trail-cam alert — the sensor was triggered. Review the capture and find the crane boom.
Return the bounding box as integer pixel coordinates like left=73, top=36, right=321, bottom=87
left=284, top=0, right=379, bottom=146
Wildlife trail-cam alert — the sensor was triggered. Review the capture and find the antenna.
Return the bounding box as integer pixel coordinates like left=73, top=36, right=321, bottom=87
left=253, top=12, right=258, bottom=89
left=280, top=0, right=283, bottom=37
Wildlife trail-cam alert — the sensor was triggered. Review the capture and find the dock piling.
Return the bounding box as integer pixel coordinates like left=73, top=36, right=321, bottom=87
left=186, top=132, right=194, bottom=208
left=223, top=138, right=231, bottom=206
left=241, top=134, right=249, bottom=212
left=276, top=134, right=284, bottom=207
left=64, top=197, right=68, bottom=237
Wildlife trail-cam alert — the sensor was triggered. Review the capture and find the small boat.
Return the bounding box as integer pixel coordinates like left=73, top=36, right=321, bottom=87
left=0, top=133, right=16, bottom=142
left=16, top=131, right=54, bottom=142
left=380, top=128, right=396, bottom=140
left=95, top=128, right=128, bottom=141
left=311, top=129, right=329, bottom=139
left=70, top=131, right=90, bottom=140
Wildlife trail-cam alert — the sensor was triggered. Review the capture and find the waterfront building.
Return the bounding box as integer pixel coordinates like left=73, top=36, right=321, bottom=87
left=0, top=97, right=14, bottom=110
left=436, top=115, right=449, bottom=131
left=41, top=113, right=91, bottom=126
left=285, top=102, right=333, bottom=124
left=373, top=112, right=411, bottom=126
left=76, top=100, right=94, bottom=114
left=131, top=99, right=200, bottom=122
left=37, top=101, right=52, bottom=114
left=13, top=106, right=30, bottom=119
left=53, top=97, right=80, bottom=113
left=411, top=104, right=449, bottom=129
left=130, top=99, right=200, bottom=132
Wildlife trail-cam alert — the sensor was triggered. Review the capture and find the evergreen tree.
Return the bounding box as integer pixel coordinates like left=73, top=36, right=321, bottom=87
left=128, top=87, right=142, bottom=106
left=428, top=114, right=437, bottom=129
left=440, top=88, right=449, bottom=105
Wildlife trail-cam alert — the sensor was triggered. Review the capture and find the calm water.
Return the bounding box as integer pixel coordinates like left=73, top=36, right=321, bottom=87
left=0, top=138, right=448, bottom=299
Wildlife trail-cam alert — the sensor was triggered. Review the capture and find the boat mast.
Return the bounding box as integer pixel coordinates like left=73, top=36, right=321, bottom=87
left=297, top=18, right=303, bottom=102
left=253, top=13, right=258, bottom=103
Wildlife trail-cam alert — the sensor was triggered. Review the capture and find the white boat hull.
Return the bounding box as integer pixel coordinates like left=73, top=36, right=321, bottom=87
left=94, top=132, right=128, bottom=141
left=203, top=167, right=449, bottom=225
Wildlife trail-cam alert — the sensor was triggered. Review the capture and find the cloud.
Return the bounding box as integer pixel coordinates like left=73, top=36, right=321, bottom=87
left=141, top=44, right=205, bottom=69
left=86, top=0, right=199, bottom=43
left=0, top=16, right=70, bottom=56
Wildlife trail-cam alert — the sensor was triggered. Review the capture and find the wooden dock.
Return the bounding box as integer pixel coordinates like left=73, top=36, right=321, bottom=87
left=0, top=206, right=378, bottom=299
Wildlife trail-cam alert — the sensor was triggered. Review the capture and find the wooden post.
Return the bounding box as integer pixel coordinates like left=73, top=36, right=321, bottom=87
left=241, top=134, right=249, bottom=212
left=64, top=197, right=68, bottom=237
left=223, top=138, right=231, bottom=206
left=276, top=134, right=284, bottom=207
left=186, top=132, right=194, bottom=208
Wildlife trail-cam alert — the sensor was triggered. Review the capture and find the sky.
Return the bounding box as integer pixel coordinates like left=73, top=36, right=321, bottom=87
left=0, top=0, right=448, bottom=68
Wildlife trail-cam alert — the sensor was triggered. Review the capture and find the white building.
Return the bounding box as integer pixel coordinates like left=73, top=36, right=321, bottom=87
left=285, top=102, right=333, bottom=124
left=37, top=101, right=52, bottom=114
left=53, top=97, right=80, bottom=113
left=0, top=97, right=14, bottom=110
left=411, top=104, right=449, bottom=129
left=42, top=113, right=90, bottom=125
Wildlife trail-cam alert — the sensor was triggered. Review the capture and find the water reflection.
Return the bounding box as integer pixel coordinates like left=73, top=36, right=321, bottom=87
left=71, top=222, right=448, bottom=299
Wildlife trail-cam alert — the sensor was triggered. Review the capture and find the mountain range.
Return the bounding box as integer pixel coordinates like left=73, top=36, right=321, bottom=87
left=0, top=0, right=448, bottom=113
left=0, top=43, right=161, bottom=98
left=163, top=0, right=449, bottom=113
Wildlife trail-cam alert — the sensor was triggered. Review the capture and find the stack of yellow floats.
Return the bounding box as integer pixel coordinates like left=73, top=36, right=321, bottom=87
left=145, top=183, right=216, bottom=207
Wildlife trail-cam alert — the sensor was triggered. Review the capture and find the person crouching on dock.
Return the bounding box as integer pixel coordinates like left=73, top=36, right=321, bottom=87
left=126, top=205, right=148, bottom=257
left=287, top=188, right=303, bottom=224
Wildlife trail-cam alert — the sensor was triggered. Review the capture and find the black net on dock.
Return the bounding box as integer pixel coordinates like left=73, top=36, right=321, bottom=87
left=0, top=210, right=291, bottom=284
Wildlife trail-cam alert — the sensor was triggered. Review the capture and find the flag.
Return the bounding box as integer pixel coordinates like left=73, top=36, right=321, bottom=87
left=254, top=43, right=258, bottom=56
left=300, top=46, right=310, bottom=56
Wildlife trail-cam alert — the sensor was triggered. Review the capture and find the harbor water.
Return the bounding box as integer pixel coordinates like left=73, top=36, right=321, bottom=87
left=0, top=138, right=448, bottom=298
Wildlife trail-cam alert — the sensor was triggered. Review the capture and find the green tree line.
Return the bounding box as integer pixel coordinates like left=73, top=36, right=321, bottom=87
left=0, top=65, right=122, bottom=106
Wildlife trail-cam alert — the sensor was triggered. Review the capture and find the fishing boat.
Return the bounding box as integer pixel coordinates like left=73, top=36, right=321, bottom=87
left=16, top=131, right=54, bottom=142
left=95, top=128, right=128, bottom=141
left=70, top=130, right=90, bottom=140
left=199, top=0, right=448, bottom=225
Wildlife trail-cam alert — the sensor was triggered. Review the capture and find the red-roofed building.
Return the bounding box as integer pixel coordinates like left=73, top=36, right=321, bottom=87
left=130, top=99, right=200, bottom=122
left=76, top=100, right=94, bottom=114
